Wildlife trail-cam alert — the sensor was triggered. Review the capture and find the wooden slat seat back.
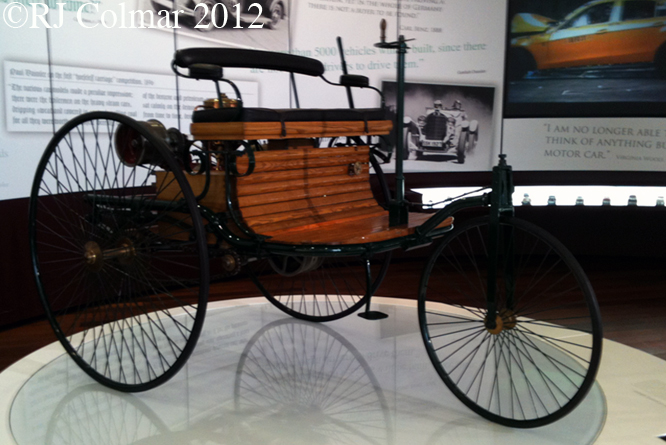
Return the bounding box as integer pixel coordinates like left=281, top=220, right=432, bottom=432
left=191, top=119, right=392, bottom=141
left=235, top=146, right=381, bottom=235
left=234, top=146, right=453, bottom=245
left=171, top=48, right=453, bottom=245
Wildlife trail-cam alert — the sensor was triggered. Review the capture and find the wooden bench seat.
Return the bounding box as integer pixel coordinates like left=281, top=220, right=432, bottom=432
left=234, top=145, right=452, bottom=245
left=156, top=145, right=452, bottom=245
left=167, top=47, right=452, bottom=246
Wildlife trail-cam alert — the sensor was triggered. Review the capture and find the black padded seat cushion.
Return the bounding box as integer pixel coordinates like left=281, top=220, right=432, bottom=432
left=174, top=48, right=325, bottom=77
left=192, top=107, right=389, bottom=123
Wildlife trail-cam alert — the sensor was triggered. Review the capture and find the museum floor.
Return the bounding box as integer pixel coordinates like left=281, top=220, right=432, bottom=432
left=1, top=256, right=665, bottom=444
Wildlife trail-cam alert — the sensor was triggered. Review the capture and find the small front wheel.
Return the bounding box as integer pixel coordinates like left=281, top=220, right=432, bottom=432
left=418, top=216, right=602, bottom=427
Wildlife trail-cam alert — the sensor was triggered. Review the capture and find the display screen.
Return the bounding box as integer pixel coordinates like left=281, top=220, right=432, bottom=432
left=504, top=0, right=666, bottom=118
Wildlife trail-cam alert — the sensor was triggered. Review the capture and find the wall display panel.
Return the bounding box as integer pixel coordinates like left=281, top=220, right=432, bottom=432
left=382, top=81, right=496, bottom=172
left=504, top=117, right=666, bottom=172
left=0, top=0, right=288, bottom=201
left=0, top=0, right=507, bottom=201
left=503, top=0, right=666, bottom=174
left=0, top=12, right=50, bottom=201
left=144, top=0, right=290, bottom=51
left=287, top=0, right=506, bottom=157
left=505, top=0, right=666, bottom=118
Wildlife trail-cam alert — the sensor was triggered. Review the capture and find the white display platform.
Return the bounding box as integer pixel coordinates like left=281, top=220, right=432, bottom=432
left=1, top=298, right=665, bottom=444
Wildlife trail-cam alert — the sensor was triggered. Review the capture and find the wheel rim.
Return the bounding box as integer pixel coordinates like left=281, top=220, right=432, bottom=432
left=46, top=385, right=169, bottom=444
left=250, top=254, right=390, bottom=322
left=29, top=111, right=209, bottom=391
left=418, top=217, right=602, bottom=427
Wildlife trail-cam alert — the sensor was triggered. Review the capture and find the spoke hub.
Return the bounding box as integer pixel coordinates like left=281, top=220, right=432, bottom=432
left=484, top=309, right=517, bottom=335
left=84, top=238, right=136, bottom=271
left=500, top=308, right=517, bottom=330
left=84, top=241, right=103, bottom=272
left=485, top=314, right=504, bottom=335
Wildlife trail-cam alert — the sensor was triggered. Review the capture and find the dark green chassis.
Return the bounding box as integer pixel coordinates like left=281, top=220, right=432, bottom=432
left=89, top=154, right=511, bottom=259
left=88, top=150, right=513, bottom=330
left=27, top=34, right=603, bottom=427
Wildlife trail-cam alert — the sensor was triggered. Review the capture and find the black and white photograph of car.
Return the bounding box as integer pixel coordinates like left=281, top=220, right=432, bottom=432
left=382, top=81, right=495, bottom=171
left=149, top=0, right=287, bottom=30
left=143, top=0, right=289, bottom=51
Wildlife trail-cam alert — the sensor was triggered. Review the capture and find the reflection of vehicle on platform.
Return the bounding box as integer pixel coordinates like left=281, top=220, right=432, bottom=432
left=508, top=0, right=666, bottom=79
left=150, top=0, right=286, bottom=31
left=404, top=100, right=478, bottom=163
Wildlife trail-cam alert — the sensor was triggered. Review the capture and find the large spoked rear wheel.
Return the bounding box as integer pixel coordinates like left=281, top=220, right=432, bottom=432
left=29, top=111, right=209, bottom=392
left=418, top=216, right=602, bottom=427
left=249, top=254, right=390, bottom=322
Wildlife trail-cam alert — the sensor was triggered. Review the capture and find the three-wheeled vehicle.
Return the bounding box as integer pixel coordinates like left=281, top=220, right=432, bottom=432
left=29, top=26, right=602, bottom=429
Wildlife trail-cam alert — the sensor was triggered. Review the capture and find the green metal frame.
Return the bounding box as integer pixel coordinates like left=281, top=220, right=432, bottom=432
left=86, top=33, right=518, bottom=312
left=110, top=150, right=513, bottom=262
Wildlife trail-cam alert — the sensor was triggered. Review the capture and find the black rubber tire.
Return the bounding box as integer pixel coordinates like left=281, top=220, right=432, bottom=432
left=507, top=48, right=537, bottom=81
left=249, top=253, right=391, bottom=322
left=418, top=216, right=602, bottom=427
left=456, top=130, right=467, bottom=164
left=468, top=128, right=479, bottom=153
left=654, top=44, right=666, bottom=78
left=29, top=111, right=209, bottom=392
left=403, top=129, right=414, bottom=160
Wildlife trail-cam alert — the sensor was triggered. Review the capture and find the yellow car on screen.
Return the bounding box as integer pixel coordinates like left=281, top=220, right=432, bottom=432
left=508, top=0, right=666, bottom=79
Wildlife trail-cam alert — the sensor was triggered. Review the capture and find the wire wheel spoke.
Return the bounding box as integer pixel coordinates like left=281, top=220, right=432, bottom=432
left=234, top=319, right=392, bottom=444
left=249, top=253, right=390, bottom=322
left=29, top=112, right=209, bottom=392
left=418, top=216, right=602, bottom=428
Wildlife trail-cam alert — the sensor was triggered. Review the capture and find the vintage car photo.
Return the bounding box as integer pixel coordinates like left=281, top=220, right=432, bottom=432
left=382, top=82, right=495, bottom=171
left=508, top=0, right=666, bottom=79
left=142, top=0, right=289, bottom=51
left=149, top=0, right=287, bottom=31
left=403, top=100, right=479, bottom=164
